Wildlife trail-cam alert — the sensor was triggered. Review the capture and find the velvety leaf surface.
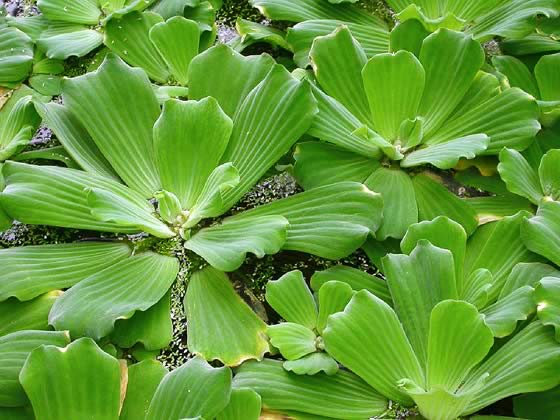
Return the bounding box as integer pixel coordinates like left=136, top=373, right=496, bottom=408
left=185, top=267, right=269, bottom=366
left=283, top=352, right=339, bottom=376
left=521, top=201, right=560, bottom=266
left=0, top=292, right=60, bottom=336
left=0, top=26, right=33, bottom=86
left=37, top=24, right=104, bottom=60
left=498, top=148, right=543, bottom=204
left=492, top=55, right=540, bottom=98
left=49, top=252, right=179, bottom=340
left=316, top=281, right=354, bottom=334
left=37, top=0, right=101, bottom=25
left=267, top=323, right=317, bottom=360
left=483, top=286, right=536, bottom=337
left=500, top=262, right=560, bottom=298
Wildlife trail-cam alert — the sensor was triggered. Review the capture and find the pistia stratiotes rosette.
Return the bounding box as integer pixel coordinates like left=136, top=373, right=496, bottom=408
left=294, top=26, right=540, bottom=240
left=0, top=46, right=384, bottom=372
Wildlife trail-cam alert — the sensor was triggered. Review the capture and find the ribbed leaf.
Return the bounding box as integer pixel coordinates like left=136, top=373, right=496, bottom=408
left=402, top=134, right=490, bottom=169
left=267, top=323, right=317, bottom=360
left=233, top=358, right=387, bottom=419
left=501, top=262, right=560, bottom=298
left=323, top=290, right=424, bottom=405
left=147, top=356, right=231, bottom=420
left=365, top=167, right=417, bottom=240
left=310, top=265, right=391, bottom=304
left=418, top=29, right=484, bottom=137
left=120, top=360, right=168, bottom=420
left=467, top=211, right=540, bottom=300
left=0, top=162, right=152, bottom=232
left=149, top=17, right=199, bottom=86
left=62, top=54, right=161, bottom=197
left=463, top=269, right=493, bottom=310
left=0, top=292, right=60, bottom=336
left=535, top=277, right=560, bottom=340
left=105, top=12, right=170, bottom=83
left=0, top=330, right=69, bottom=407
left=465, top=195, right=534, bottom=222
left=37, top=24, right=104, bottom=60
left=265, top=270, right=318, bottom=330
left=514, top=385, right=560, bottom=420
left=188, top=44, right=275, bottom=117
left=413, top=173, right=479, bottom=235
left=35, top=102, right=118, bottom=179
left=20, top=338, right=121, bottom=420
left=232, top=182, right=382, bottom=259
left=522, top=201, right=560, bottom=266
left=185, top=267, right=269, bottom=366
left=0, top=94, right=40, bottom=161
left=0, top=241, right=131, bottom=301
left=483, top=286, right=536, bottom=337
left=535, top=52, right=560, bottom=103
left=383, top=241, right=458, bottom=368
left=5, top=14, right=48, bottom=42
left=0, top=25, right=33, bottom=87
left=283, top=352, right=339, bottom=376
left=389, top=19, right=430, bottom=56
left=492, top=56, right=540, bottom=98
left=362, top=50, right=425, bottom=141
left=293, top=141, right=378, bottom=190
left=539, top=149, right=560, bottom=200
left=216, top=388, right=261, bottom=420
left=112, top=292, right=172, bottom=350
left=219, top=65, right=316, bottom=210
left=464, top=322, right=560, bottom=414
left=37, top=0, right=101, bottom=25
left=49, top=252, right=179, bottom=340
left=498, top=148, right=542, bottom=204
left=154, top=97, right=232, bottom=209
left=316, top=281, right=354, bottom=334
left=185, top=215, right=288, bottom=272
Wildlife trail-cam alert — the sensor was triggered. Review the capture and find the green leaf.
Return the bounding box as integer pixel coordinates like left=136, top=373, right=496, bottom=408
left=0, top=26, right=33, bottom=87
left=323, top=290, right=424, bottom=405
left=37, top=24, right=104, bottom=60
left=265, top=270, right=318, bottom=330
left=49, top=252, right=179, bottom=340
left=389, top=19, right=431, bottom=56
left=34, top=101, right=119, bottom=180
left=219, top=65, right=316, bottom=211
left=311, top=265, right=391, bottom=304
left=232, top=182, right=382, bottom=259
left=362, top=50, right=425, bottom=141
left=154, top=97, right=232, bottom=209
left=402, top=134, right=490, bottom=169
left=365, top=167, right=417, bottom=240
left=0, top=292, right=60, bottom=336
left=401, top=216, right=466, bottom=289
left=112, top=291, right=172, bottom=350
left=539, top=149, right=560, bottom=200
left=483, top=286, right=536, bottom=337
left=522, top=201, right=560, bottom=266
left=492, top=56, right=540, bottom=98
left=501, top=262, right=560, bottom=299
left=0, top=95, right=40, bottom=161
left=309, top=26, right=370, bottom=124
left=412, top=173, right=479, bottom=235
left=383, top=240, right=458, bottom=368
left=185, top=267, right=269, bottom=366
left=418, top=29, right=485, bottom=137
left=535, top=52, right=560, bottom=102
left=464, top=322, right=560, bottom=414
left=250, top=0, right=379, bottom=22
left=37, top=0, right=101, bottom=25
left=284, top=352, right=339, bottom=376
left=233, top=18, right=291, bottom=53
left=316, top=281, right=354, bottom=334
left=62, top=53, right=161, bottom=197
left=146, top=356, right=232, bottom=420
left=463, top=269, right=493, bottom=310
left=0, top=406, right=33, bottom=420
left=20, top=338, right=121, bottom=420
left=514, top=385, right=560, bottom=420
left=185, top=215, right=288, bottom=272
left=216, top=388, right=261, bottom=420
left=535, top=277, right=560, bottom=341
left=498, top=148, right=543, bottom=204
left=267, top=323, right=317, bottom=360
left=0, top=330, right=69, bottom=407
left=465, top=195, right=534, bottom=222
left=188, top=44, right=275, bottom=117
left=120, top=360, right=168, bottom=420
left=233, top=358, right=387, bottom=418
left=293, top=141, right=378, bottom=190
left=149, top=17, right=199, bottom=86
left=0, top=241, right=131, bottom=301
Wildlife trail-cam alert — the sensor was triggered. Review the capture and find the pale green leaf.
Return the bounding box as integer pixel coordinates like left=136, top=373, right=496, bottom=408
left=317, top=281, right=354, bottom=334
left=539, top=149, right=560, bottom=200
left=389, top=19, right=430, bottom=56
left=37, top=24, right=103, bottom=60
left=233, top=358, right=387, bottom=419
left=0, top=292, right=60, bottom=336
left=120, top=360, right=168, bottom=420
left=37, top=0, right=101, bottom=25
left=501, top=262, right=560, bottom=299
left=62, top=54, right=161, bottom=197
left=323, top=290, right=424, bottom=405
left=0, top=330, right=69, bottom=407
left=185, top=215, right=288, bottom=272
left=267, top=323, right=317, bottom=360
left=216, top=388, right=261, bottom=420
left=185, top=267, right=269, bottom=366
left=498, top=148, right=543, bottom=204
left=462, top=268, right=493, bottom=310
left=49, top=252, right=179, bottom=340
left=535, top=52, right=560, bottom=102
left=492, top=56, right=540, bottom=98
left=283, top=352, right=339, bottom=376
left=0, top=241, right=131, bottom=301
left=483, top=286, right=536, bottom=337
left=535, top=277, right=560, bottom=340
left=265, top=270, right=318, bottom=330
left=0, top=26, right=33, bottom=87
left=522, top=201, right=560, bottom=266
left=465, top=195, right=535, bottom=222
